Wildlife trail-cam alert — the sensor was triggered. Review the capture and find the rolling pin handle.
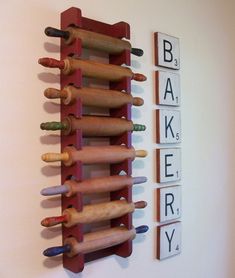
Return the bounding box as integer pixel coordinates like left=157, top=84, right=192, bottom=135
left=132, top=176, right=147, bottom=184
left=134, top=200, right=147, bottom=209
left=41, top=215, right=68, bottom=227
left=40, top=185, right=69, bottom=196
left=133, top=97, right=144, bottom=106
left=44, top=26, right=70, bottom=40
left=133, top=124, right=146, bottom=132
left=38, top=57, right=65, bottom=70
left=131, top=48, right=144, bottom=57
left=135, top=150, right=148, bottom=158
left=41, top=152, right=69, bottom=163
left=132, top=73, right=147, bottom=82
left=40, top=121, right=68, bottom=131
left=135, top=225, right=149, bottom=234
left=44, top=88, right=64, bottom=99
left=43, top=244, right=71, bottom=257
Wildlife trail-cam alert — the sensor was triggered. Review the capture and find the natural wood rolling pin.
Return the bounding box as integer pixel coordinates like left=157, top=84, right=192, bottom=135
left=44, top=86, right=144, bottom=107
left=41, top=199, right=147, bottom=228
left=45, top=26, right=144, bottom=57
left=40, top=115, right=146, bottom=136
left=41, top=145, right=147, bottom=167
left=38, top=57, right=147, bottom=82
left=43, top=225, right=149, bottom=257
left=41, top=175, right=147, bottom=197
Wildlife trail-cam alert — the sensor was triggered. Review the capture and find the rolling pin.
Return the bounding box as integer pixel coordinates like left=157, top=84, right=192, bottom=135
left=44, top=86, right=144, bottom=107
left=45, top=26, right=143, bottom=57
left=43, top=225, right=149, bottom=257
left=41, top=175, right=147, bottom=197
left=40, top=115, right=146, bottom=136
left=38, top=57, right=147, bottom=82
left=41, top=199, right=147, bottom=228
left=41, top=145, right=147, bottom=167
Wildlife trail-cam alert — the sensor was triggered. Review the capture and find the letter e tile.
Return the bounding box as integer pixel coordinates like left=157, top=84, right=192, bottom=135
left=157, top=148, right=181, bottom=183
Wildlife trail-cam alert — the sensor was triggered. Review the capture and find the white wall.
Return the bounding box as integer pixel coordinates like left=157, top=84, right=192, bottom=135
left=0, top=0, right=235, bottom=277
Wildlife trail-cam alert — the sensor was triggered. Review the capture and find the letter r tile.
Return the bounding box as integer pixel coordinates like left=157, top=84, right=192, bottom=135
left=157, top=185, right=181, bottom=222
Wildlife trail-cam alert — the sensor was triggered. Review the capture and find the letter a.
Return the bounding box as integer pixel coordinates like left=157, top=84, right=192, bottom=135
left=164, top=78, right=174, bottom=101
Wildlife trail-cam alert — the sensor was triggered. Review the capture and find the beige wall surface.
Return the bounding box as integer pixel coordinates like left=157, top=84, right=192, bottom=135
left=0, top=0, right=235, bottom=277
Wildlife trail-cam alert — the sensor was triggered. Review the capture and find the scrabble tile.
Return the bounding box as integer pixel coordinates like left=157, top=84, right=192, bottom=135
left=157, top=222, right=181, bottom=260
left=155, top=32, right=180, bottom=69
left=156, top=109, right=181, bottom=144
left=157, top=148, right=181, bottom=183
left=156, top=71, right=180, bottom=106
left=157, top=185, right=181, bottom=222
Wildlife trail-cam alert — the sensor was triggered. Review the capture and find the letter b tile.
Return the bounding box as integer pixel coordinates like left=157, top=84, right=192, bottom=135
left=155, top=32, right=180, bottom=69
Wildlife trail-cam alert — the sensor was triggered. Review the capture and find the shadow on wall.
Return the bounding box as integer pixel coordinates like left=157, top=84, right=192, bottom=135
left=41, top=226, right=61, bottom=240
left=43, top=256, right=62, bottom=269
left=41, top=165, right=60, bottom=177
left=40, top=196, right=61, bottom=209
left=43, top=101, right=60, bottom=114
left=38, top=72, right=60, bottom=84
left=40, top=134, right=60, bottom=145
left=44, top=42, right=60, bottom=53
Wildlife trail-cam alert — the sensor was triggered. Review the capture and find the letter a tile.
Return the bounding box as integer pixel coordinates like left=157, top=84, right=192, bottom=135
left=156, top=71, right=180, bottom=106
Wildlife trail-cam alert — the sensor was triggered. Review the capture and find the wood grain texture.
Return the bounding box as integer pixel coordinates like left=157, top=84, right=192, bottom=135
left=41, top=200, right=147, bottom=228
left=38, top=57, right=146, bottom=81
left=64, top=226, right=136, bottom=257
left=64, top=175, right=134, bottom=197
left=44, top=86, right=144, bottom=107
left=63, top=199, right=142, bottom=227
left=64, top=115, right=134, bottom=136
left=63, top=57, right=132, bottom=80
left=65, top=26, right=132, bottom=54
left=41, top=146, right=147, bottom=166
left=41, top=176, right=147, bottom=197
left=62, top=145, right=146, bottom=166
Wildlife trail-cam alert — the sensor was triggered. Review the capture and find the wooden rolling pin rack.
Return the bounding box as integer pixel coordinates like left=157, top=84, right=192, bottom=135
left=41, top=7, right=145, bottom=273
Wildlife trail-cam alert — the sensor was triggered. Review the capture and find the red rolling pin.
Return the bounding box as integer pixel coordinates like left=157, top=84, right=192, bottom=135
left=38, top=57, right=147, bottom=82
left=41, top=199, right=147, bottom=228
left=41, top=145, right=147, bottom=167
left=44, top=86, right=144, bottom=107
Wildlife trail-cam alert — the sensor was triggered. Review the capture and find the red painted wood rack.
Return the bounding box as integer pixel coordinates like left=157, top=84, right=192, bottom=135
left=60, top=7, right=132, bottom=273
